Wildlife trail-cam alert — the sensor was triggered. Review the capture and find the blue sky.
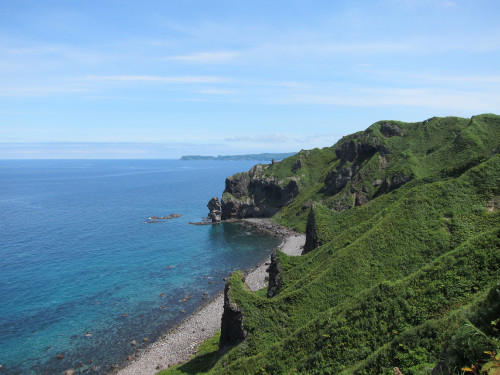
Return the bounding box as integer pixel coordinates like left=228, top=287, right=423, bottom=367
left=1, top=0, right=499, bottom=158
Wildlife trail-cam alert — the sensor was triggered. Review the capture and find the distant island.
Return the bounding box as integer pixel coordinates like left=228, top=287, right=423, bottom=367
left=180, top=152, right=296, bottom=161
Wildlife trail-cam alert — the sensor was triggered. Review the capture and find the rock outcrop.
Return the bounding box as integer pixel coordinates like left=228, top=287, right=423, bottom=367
left=303, top=207, right=322, bottom=254
left=380, top=122, right=405, bottom=138
left=266, top=250, right=283, bottom=298
left=219, top=273, right=247, bottom=353
left=207, top=197, right=221, bottom=223
left=221, top=165, right=300, bottom=220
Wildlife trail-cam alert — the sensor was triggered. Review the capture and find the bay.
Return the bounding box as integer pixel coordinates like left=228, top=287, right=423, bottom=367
left=0, top=159, right=281, bottom=374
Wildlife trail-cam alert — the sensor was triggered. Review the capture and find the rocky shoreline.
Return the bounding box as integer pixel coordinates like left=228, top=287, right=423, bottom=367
left=114, top=219, right=305, bottom=375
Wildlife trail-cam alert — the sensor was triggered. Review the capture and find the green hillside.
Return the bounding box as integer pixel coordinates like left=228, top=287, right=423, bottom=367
left=160, top=114, right=500, bottom=375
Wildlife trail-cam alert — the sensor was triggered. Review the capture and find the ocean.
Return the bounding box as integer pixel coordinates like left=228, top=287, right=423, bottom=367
left=0, top=159, right=281, bottom=375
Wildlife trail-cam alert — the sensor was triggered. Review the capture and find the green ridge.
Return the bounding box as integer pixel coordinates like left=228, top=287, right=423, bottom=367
left=160, top=114, right=500, bottom=375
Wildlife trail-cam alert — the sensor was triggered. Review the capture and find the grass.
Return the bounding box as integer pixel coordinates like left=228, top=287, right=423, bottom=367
left=158, top=114, right=500, bottom=375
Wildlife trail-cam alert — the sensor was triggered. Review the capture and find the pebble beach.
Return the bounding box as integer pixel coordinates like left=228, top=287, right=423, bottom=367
left=115, top=219, right=305, bottom=375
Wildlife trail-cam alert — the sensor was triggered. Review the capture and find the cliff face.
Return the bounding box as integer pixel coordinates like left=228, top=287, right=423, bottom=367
left=220, top=115, right=500, bottom=227
left=220, top=164, right=300, bottom=220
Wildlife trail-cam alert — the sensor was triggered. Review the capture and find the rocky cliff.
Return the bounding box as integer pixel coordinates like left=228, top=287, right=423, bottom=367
left=220, top=164, right=300, bottom=220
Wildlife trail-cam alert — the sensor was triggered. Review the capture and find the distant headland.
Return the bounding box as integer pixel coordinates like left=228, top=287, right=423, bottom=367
left=180, top=152, right=296, bottom=161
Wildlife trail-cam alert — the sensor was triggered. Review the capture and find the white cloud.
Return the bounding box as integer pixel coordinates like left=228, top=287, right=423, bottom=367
left=84, top=75, right=224, bottom=83
left=274, top=87, right=500, bottom=112
left=199, top=89, right=238, bottom=95
left=165, top=51, right=239, bottom=63
left=224, top=133, right=290, bottom=143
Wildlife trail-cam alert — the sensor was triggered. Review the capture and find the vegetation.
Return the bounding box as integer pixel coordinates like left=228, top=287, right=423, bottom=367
left=161, top=114, right=500, bottom=374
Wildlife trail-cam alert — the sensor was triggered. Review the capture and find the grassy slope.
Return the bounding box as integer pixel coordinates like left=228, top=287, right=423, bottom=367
left=159, top=114, right=500, bottom=375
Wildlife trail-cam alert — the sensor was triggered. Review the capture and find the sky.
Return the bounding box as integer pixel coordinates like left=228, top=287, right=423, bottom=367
left=1, top=0, right=499, bottom=159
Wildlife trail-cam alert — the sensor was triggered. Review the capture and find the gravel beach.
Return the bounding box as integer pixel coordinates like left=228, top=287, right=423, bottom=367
left=115, top=219, right=305, bottom=375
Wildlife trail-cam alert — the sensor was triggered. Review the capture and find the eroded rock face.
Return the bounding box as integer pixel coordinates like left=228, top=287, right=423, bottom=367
left=267, top=250, right=282, bottom=298
left=335, top=135, right=390, bottom=164
left=219, top=274, right=247, bottom=353
left=380, top=122, right=405, bottom=138
left=323, top=166, right=353, bottom=196
left=207, top=197, right=222, bottom=223
left=303, top=207, right=322, bottom=254
left=221, top=166, right=300, bottom=220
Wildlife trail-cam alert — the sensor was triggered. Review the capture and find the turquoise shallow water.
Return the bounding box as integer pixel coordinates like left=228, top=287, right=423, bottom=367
left=0, top=160, right=281, bottom=375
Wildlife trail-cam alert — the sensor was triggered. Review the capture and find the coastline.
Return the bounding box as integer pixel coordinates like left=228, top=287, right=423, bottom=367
left=115, top=219, right=305, bottom=375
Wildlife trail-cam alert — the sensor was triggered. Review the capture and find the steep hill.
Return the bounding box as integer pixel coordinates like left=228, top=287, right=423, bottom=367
left=161, top=114, right=500, bottom=375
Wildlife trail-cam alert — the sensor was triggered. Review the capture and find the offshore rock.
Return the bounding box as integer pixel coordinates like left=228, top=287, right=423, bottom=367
left=207, top=197, right=222, bottom=223
left=219, top=273, right=247, bottom=353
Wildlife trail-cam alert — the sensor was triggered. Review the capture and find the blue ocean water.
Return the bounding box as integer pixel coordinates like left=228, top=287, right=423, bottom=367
left=0, top=160, right=281, bottom=375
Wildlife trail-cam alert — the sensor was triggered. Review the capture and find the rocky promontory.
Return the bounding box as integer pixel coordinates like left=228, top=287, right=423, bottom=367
left=220, top=164, right=300, bottom=220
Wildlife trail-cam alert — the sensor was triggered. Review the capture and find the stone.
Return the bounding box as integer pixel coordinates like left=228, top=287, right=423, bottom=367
left=221, top=168, right=300, bottom=220
left=219, top=273, right=247, bottom=353
left=380, top=122, right=405, bottom=138
left=303, top=206, right=322, bottom=254
left=267, top=250, right=283, bottom=297
left=207, top=197, right=222, bottom=223
left=56, top=354, right=65, bottom=360
left=130, top=340, right=136, bottom=346
left=62, top=369, right=75, bottom=375
left=291, top=158, right=302, bottom=172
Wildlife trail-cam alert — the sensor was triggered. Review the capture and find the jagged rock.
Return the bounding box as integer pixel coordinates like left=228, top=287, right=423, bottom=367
left=207, top=197, right=221, bottom=212
left=267, top=250, right=283, bottom=297
left=225, top=173, right=250, bottom=198
left=291, top=158, right=303, bottom=172
left=323, top=166, right=353, bottom=196
left=207, top=197, right=222, bottom=223
left=384, top=173, right=412, bottom=192
left=335, top=136, right=389, bottom=163
left=303, top=207, right=322, bottom=254
left=221, top=167, right=300, bottom=220
left=354, top=192, right=369, bottom=206
left=380, top=122, right=405, bottom=138
left=219, top=273, right=247, bottom=352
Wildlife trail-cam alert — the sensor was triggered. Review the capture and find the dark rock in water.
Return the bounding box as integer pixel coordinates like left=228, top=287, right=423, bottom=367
left=56, top=354, right=65, bottom=360
left=130, top=340, right=136, bottom=346
left=169, top=213, right=183, bottom=218
left=207, top=197, right=222, bottom=223
left=219, top=272, right=247, bottom=353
